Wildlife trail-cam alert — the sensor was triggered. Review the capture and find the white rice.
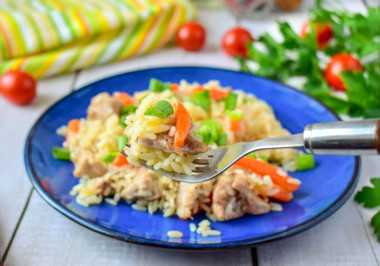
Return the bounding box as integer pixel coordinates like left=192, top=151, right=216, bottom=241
left=132, top=204, right=147, bottom=211
left=287, top=177, right=302, bottom=185
left=189, top=223, right=197, bottom=232
left=270, top=202, right=283, bottom=212
left=56, top=125, right=68, bottom=136
left=167, top=231, right=183, bottom=238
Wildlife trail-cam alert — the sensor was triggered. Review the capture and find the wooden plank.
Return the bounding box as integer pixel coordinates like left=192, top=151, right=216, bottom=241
left=5, top=193, right=252, bottom=266
left=257, top=157, right=380, bottom=266
left=0, top=73, right=75, bottom=258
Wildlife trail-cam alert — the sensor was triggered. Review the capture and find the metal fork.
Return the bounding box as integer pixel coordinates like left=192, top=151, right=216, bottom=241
left=121, top=119, right=380, bottom=183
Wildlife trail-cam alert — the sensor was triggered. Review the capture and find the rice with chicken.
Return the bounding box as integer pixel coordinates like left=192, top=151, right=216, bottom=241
left=57, top=79, right=304, bottom=222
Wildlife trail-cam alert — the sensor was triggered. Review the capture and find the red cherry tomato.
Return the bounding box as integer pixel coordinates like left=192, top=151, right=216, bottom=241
left=300, top=22, right=333, bottom=49
left=0, top=70, right=37, bottom=105
left=176, top=21, right=206, bottom=52
left=324, top=53, right=364, bottom=91
left=222, top=27, right=254, bottom=57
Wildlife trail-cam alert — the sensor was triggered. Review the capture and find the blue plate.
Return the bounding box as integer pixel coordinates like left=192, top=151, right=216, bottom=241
left=25, top=67, right=359, bottom=249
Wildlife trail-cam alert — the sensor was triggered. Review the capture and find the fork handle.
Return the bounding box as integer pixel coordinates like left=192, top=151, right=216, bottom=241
left=303, top=119, right=380, bottom=155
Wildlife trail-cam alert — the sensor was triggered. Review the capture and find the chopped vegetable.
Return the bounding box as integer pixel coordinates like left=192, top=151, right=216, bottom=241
left=52, top=147, right=71, bottom=161
left=230, top=118, right=242, bottom=132
left=226, top=110, right=243, bottom=120
left=148, top=78, right=171, bottom=92
left=224, top=92, right=238, bottom=111
left=355, top=178, right=380, bottom=242
left=66, top=119, right=80, bottom=144
left=121, top=105, right=137, bottom=115
left=260, top=155, right=269, bottom=163
left=191, top=85, right=204, bottom=95
left=209, top=88, right=230, bottom=101
left=174, top=102, right=192, bottom=147
left=171, top=83, right=179, bottom=92
left=118, top=136, right=128, bottom=150
left=190, top=90, right=211, bottom=112
left=195, top=120, right=226, bottom=146
left=296, top=154, right=315, bottom=170
left=235, top=157, right=300, bottom=192
left=144, top=100, right=174, bottom=119
left=112, top=153, right=129, bottom=167
left=68, top=119, right=80, bottom=132
left=120, top=114, right=127, bottom=127
left=246, top=152, right=268, bottom=162
left=246, top=153, right=256, bottom=158
left=114, top=92, right=134, bottom=106
left=102, top=152, right=118, bottom=163
left=270, top=184, right=293, bottom=202
left=216, top=133, right=228, bottom=146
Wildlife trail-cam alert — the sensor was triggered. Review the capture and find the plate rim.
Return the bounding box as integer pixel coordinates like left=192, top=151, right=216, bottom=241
left=24, top=66, right=360, bottom=250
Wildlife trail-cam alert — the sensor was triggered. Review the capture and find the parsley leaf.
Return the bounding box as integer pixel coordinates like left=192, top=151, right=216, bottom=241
left=355, top=178, right=380, bottom=208
left=355, top=178, right=380, bottom=243
left=371, top=211, right=380, bottom=242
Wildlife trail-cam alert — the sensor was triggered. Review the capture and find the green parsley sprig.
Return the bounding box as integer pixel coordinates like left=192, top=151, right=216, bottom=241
left=355, top=178, right=380, bottom=242
left=237, top=3, right=380, bottom=118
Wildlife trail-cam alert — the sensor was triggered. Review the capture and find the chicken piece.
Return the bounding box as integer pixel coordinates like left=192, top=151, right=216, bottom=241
left=121, top=167, right=160, bottom=201
left=87, top=92, right=123, bottom=120
left=176, top=181, right=213, bottom=220
left=71, top=150, right=108, bottom=178
left=95, top=178, right=116, bottom=197
left=212, top=168, right=270, bottom=221
left=138, top=132, right=209, bottom=156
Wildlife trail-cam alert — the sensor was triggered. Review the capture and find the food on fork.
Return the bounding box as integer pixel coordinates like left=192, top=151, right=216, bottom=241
left=52, top=79, right=310, bottom=222
left=124, top=94, right=209, bottom=175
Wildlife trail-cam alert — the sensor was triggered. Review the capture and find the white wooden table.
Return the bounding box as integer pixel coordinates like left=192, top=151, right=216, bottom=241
left=1, top=2, right=380, bottom=265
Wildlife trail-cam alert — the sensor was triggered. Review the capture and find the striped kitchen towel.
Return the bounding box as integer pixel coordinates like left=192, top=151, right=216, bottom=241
left=0, top=0, right=196, bottom=79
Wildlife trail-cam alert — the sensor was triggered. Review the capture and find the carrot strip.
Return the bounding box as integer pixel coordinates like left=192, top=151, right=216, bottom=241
left=234, top=157, right=301, bottom=192
left=112, top=153, right=129, bottom=167
left=174, top=102, right=192, bottom=147
left=114, top=92, right=134, bottom=106
left=230, top=118, right=242, bottom=132
left=270, top=184, right=293, bottom=202
left=209, top=88, right=229, bottom=100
